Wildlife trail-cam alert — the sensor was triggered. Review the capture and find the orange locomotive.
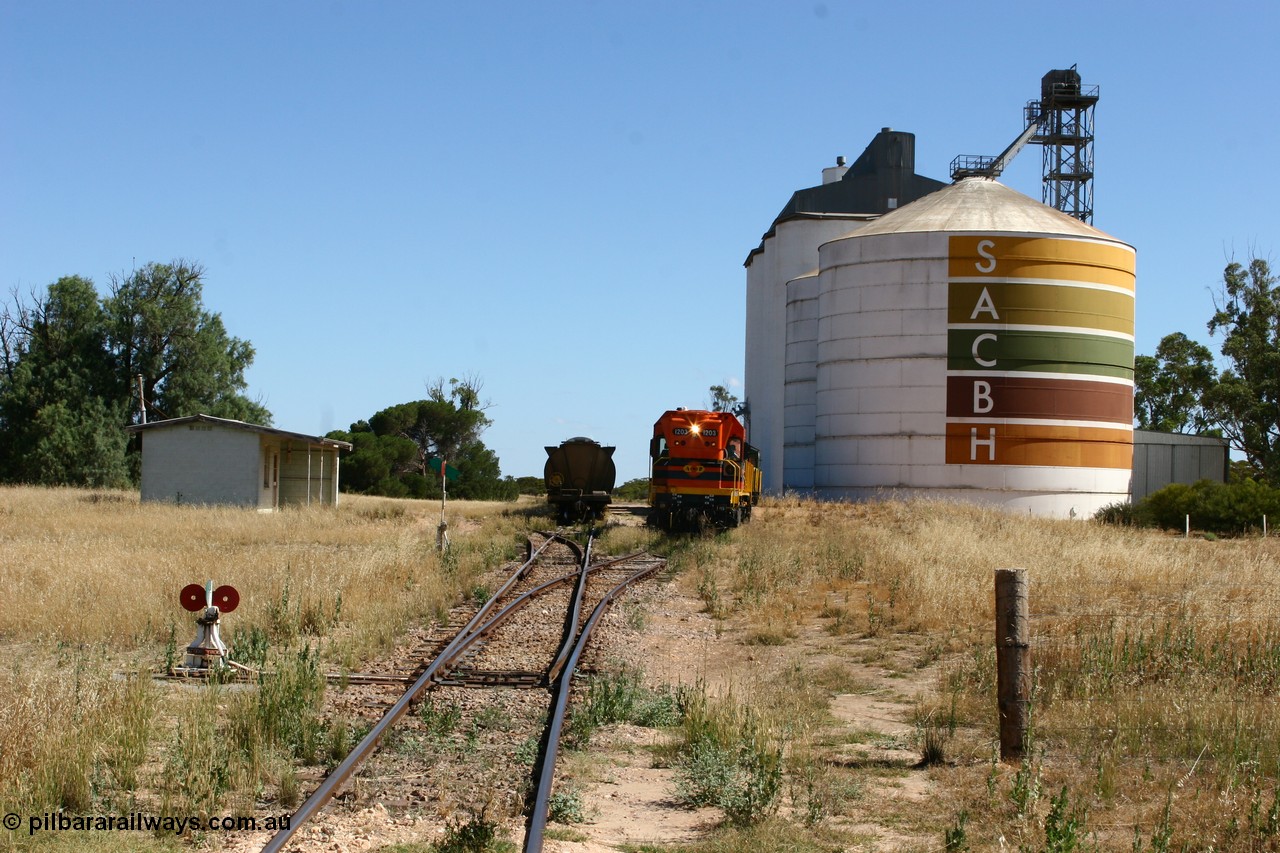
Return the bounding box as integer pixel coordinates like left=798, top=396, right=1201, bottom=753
left=648, top=408, right=761, bottom=530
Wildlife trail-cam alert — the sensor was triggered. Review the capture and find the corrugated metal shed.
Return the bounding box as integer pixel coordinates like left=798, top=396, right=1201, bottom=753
left=1132, top=430, right=1230, bottom=501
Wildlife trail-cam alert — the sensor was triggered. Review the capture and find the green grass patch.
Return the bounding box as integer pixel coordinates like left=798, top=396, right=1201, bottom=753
left=566, top=668, right=680, bottom=748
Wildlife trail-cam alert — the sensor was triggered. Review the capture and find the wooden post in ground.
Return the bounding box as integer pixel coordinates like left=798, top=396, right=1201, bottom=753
left=995, top=568, right=1030, bottom=762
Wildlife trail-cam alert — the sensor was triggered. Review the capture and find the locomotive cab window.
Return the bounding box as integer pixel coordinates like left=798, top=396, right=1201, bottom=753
left=726, top=439, right=741, bottom=460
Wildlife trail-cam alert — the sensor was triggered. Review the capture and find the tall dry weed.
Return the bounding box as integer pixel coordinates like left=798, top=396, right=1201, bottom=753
left=0, top=648, right=157, bottom=820
left=0, top=487, right=530, bottom=658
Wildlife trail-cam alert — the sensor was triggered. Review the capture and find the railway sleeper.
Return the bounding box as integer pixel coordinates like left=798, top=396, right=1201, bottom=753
left=434, top=668, right=546, bottom=688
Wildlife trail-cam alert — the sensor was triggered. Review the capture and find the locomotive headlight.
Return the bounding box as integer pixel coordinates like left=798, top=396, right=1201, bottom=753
left=690, top=424, right=701, bottom=436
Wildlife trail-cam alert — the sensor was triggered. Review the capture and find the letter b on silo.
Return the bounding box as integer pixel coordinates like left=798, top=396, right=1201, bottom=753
left=973, top=380, right=994, bottom=414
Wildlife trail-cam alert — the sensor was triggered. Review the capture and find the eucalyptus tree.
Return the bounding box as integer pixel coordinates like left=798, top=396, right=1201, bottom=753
left=0, top=260, right=269, bottom=486
left=0, top=276, right=129, bottom=486
left=329, top=377, right=516, bottom=500
left=1204, top=257, right=1280, bottom=483
left=105, top=260, right=268, bottom=424
left=1133, top=332, right=1216, bottom=434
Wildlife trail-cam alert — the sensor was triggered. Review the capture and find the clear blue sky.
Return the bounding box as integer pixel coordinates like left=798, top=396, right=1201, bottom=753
left=3, top=1, right=1276, bottom=482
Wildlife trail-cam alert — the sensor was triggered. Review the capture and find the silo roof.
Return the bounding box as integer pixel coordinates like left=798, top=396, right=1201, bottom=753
left=744, top=129, right=947, bottom=266
left=851, top=177, right=1126, bottom=243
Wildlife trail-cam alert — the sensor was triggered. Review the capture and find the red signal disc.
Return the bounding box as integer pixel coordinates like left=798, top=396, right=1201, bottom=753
left=212, top=585, right=240, bottom=613
left=180, top=583, right=207, bottom=612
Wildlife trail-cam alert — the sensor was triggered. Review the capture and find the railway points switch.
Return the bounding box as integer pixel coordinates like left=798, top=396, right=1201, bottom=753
left=178, top=579, right=240, bottom=670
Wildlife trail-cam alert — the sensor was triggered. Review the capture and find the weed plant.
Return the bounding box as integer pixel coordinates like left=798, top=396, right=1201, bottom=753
left=565, top=667, right=680, bottom=747
left=420, top=697, right=464, bottom=739
left=231, top=644, right=327, bottom=763
left=944, top=810, right=969, bottom=851
left=547, top=785, right=588, bottom=824
left=670, top=687, right=783, bottom=826
left=432, top=812, right=513, bottom=853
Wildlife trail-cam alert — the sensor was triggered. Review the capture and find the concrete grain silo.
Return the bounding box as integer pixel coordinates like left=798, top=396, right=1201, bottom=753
left=744, top=129, right=946, bottom=492
left=783, top=272, right=819, bottom=489
left=810, top=177, right=1135, bottom=516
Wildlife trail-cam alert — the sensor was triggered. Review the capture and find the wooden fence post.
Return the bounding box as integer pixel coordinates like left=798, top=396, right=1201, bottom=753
left=995, top=568, right=1030, bottom=762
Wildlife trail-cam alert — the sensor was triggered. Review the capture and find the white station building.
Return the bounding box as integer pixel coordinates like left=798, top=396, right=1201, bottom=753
left=127, top=414, right=352, bottom=509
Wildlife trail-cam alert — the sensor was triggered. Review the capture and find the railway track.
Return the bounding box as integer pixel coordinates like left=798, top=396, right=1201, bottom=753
left=261, top=531, right=666, bottom=853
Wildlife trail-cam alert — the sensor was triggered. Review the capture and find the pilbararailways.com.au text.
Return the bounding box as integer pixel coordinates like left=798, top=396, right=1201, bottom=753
left=10, top=812, right=291, bottom=835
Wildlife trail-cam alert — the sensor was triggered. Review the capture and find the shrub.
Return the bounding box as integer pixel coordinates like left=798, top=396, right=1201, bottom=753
left=1197, top=477, right=1280, bottom=533
left=1136, top=482, right=1197, bottom=530
left=671, top=690, right=783, bottom=826
left=1136, top=479, right=1280, bottom=534
left=548, top=785, right=587, bottom=823
left=565, top=668, right=679, bottom=747
left=1092, top=501, right=1135, bottom=526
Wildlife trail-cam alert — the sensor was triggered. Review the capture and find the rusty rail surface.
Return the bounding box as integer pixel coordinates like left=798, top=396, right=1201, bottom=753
left=260, top=533, right=660, bottom=853
left=260, top=533, right=574, bottom=853
left=258, top=532, right=660, bottom=850
left=522, top=555, right=667, bottom=853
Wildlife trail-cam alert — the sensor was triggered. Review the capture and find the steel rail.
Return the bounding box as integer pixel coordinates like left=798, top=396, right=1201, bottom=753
left=432, top=546, right=656, bottom=681
left=260, top=533, right=570, bottom=853
left=531, top=531, right=583, bottom=563
left=434, top=568, right=593, bottom=678
left=546, top=534, right=594, bottom=684
left=523, top=556, right=667, bottom=853
left=439, top=547, right=655, bottom=686
left=580, top=549, right=648, bottom=571
left=432, top=555, right=651, bottom=687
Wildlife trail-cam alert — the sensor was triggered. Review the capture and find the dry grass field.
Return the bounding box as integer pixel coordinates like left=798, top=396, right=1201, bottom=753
left=3, top=486, right=1280, bottom=852
left=653, top=496, right=1280, bottom=851
left=0, top=486, right=532, bottom=853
